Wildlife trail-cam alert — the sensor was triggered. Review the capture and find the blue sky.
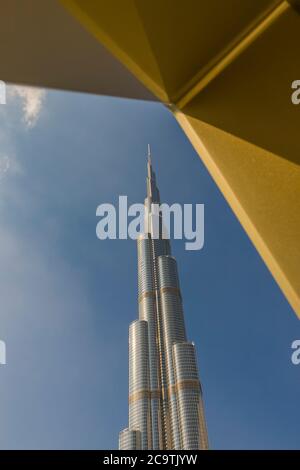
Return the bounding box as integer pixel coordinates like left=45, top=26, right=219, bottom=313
left=0, top=86, right=299, bottom=450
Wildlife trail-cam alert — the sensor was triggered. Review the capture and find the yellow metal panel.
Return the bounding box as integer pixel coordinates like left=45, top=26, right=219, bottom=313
left=175, top=113, right=300, bottom=316
left=60, top=0, right=169, bottom=101
left=60, top=0, right=281, bottom=102
left=0, top=0, right=155, bottom=99
left=175, top=6, right=300, bottom=316
left=59, top=0, right=300, bottom=317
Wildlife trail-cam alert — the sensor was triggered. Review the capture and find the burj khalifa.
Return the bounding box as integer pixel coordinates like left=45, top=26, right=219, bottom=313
left=119, top=147, right=209, bottom=450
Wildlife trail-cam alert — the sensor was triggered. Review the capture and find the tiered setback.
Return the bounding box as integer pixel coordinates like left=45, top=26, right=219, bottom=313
left=119, top=154, right=208, bottom=449
left=137, top=235, right=161, bottom=449
left=128, top=320, right=151, bottom=450
left=158, top=255, right=186, bottom=449
left=173, top=342, right=209, bottom=450
left=119, top=429, right=141, bottom=450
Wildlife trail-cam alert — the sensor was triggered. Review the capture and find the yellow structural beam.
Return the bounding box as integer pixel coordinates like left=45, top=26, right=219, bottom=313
left=59, top=0, right=300, bottom=317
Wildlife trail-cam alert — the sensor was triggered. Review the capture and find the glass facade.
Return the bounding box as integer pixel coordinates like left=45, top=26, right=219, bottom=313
left=119, top=150, right=209, bottom=450
left=119, top=429, right=141, bottom=450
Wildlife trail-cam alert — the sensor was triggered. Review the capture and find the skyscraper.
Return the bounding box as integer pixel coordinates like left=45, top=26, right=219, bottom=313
left=119, top=147, right=209, bottom=450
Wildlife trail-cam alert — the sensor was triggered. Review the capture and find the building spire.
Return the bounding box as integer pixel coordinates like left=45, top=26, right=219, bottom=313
left=146, top=144, right=160, bottom=202
left=147, top=144, right=153, bottom=182
left=119, top=147, right=209, bottom=450
left=147, top=143, right=152, bottom=166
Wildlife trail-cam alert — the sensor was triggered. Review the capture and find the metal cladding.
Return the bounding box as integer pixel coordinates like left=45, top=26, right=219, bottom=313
left=119, top=428, right=141, bottom=450
left=119, top=150, right=209, bottom=450
left=137, top=236, right=161, bottom=449
left=158, top=255, right=187, bottom=449
left=129, top=320, right=152, bottom=450
left=173, top=342, right=209, bottom=450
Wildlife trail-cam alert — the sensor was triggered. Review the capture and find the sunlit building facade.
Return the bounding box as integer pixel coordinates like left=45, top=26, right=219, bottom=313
left=119, top=148, right=209, bottom=450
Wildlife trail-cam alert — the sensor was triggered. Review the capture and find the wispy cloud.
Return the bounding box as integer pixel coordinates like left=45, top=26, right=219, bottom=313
left=0, top=154, right=10, bottom=179
left=9, top=85, right=46, bottom=128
